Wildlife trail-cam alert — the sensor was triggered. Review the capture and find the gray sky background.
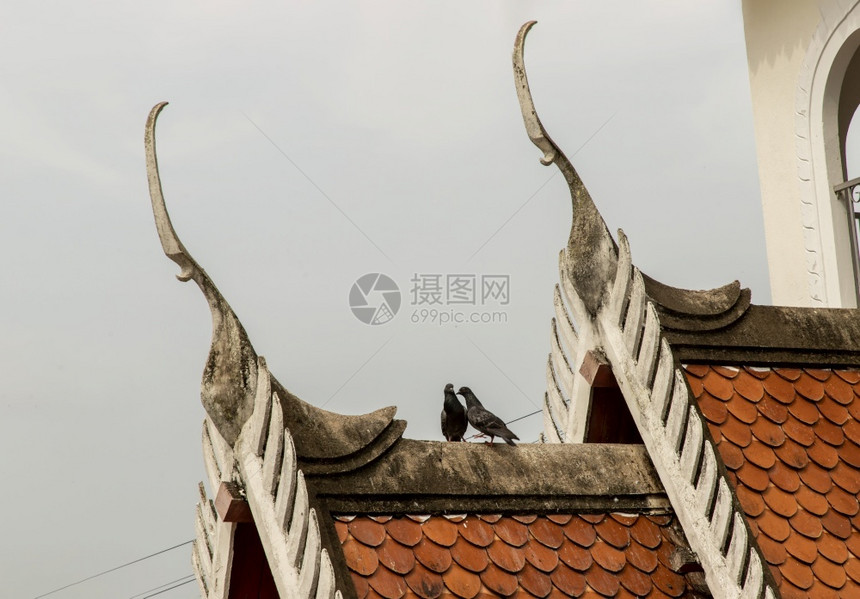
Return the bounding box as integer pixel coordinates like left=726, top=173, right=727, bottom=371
left=1, top=3, right=769, bottom=598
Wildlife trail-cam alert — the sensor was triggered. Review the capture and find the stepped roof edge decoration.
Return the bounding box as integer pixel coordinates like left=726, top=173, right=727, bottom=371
left=142, top=19, right=860, bottom=599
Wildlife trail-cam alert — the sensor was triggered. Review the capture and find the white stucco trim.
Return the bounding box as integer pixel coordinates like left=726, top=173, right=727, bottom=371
left=796, top=0, right=860, bottom=307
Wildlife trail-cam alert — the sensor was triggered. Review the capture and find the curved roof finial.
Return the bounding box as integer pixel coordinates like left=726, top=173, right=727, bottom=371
left=513, top=22, right=618, bottom=315
left=145, top=102, right=259, bottom=446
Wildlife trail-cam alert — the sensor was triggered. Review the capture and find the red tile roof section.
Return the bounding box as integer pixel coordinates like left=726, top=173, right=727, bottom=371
left=683, top=365, right=860, bottom=599
left=334, top=513, right=698, bottom=598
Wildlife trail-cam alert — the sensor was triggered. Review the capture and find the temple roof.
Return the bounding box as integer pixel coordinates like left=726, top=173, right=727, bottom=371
left=143, top=18, right=860, bottom=599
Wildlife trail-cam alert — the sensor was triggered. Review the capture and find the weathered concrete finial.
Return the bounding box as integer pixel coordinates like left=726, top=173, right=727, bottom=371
left=513, top=21, right=618, bottom=315
left=145, top=102, right=258, bottom=446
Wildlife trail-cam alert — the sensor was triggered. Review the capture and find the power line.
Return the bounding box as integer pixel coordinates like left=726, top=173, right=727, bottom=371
left=129, top=574, right=196, bottom=599
left=129, top=575, right=196, bottom=599
left=142, top=577, right=196, bottom=598
left=32, top=540, right=194, bottom=599
left=465, top=408, right=542, bottom=441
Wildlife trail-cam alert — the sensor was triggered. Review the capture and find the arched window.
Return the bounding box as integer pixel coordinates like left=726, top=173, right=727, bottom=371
left=832, top=38, right=860, bottom=304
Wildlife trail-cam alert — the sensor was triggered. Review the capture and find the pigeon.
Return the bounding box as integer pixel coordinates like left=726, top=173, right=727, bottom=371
left=441, top=383, right=468, bottom=441
left=457, top=386, right=519, bottom=446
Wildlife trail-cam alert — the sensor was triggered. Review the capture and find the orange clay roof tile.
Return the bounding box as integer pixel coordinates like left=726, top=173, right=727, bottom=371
left=584, top=563, right=620, bottom=597
left=450, top=537, right=489, bottom=574
left=697, top=394, right=727, bottom=424
left=784, top=533, right=818, bottom=564
left=531, top=517, right=566, bottom=549
left=494, top=518, right=529, bottom=547
left=782, top=416, right=816, bottom=446
left=422, top=517, right=458, bottom=547
left=619, top=563, right=653, bottom=596
left=788, top=397, right=820, bottom=425
left=368, top=562, right=409, bottom=598
left=351, top=518, right=388, bottom=547
left=336, top=514, right=698, bottom=598
left=750, top=418, right=785, bottom=448
left=403, top=562, right=444, bottom=598
left=477, top=514, right=501, bottom=524
left=590, top=542, right=626, bottom=573
left=794, top=372, right=826, bottom=401
left=761, top=372, right=796, bottom=402
left=380, top=537, right=417, bottom=575
left=832, top=462, right=860, bottom=494
left=684, top=364, right=860, bottom=597
left=819, top=532, right=850, bottom=564
left=702, top=369, right=735, bottom=400
left=593, top=517, right=629, bottom=550
left=790, top=509, right=824, bottom=539
left=718, top=441, right=744, bottom=470
left=524, top=539, right=559, bottom=573
left=820, top=396, right=850, bottom=425
left=563, top=518, right=597, bottom=547
left=727, top=395, right=759, bottom=424
left=757, top=395, right=789, bottom=423
left=549, top=563, right=586, bottom=596
left=827, top=486, right=859, bottom=517
left=845, top=554, right=860, bottom=583
left=736, top=461, right=771, bottom=492
left=807, top=440, right=840, bottom=469
left=720, top=414, right=753, bottom=446
left=805, top=368, right=833, bottom=381
left=442, top=562, right=482, bottom=598
left=756, top=533, right=787, bottom=565
left=776, top=368, right=804, bottom=381
left=487, top=539, right=527, bottom=573
left=743, top=439, right=777, bottom=469
left=558, top=542, right=593, bottom=571
left=763, top=485, right=797, bottom=518
left=414, top=537, right=453, bottom=573
left=626, top=540, right=659, bottom=573
left=773, top=438, right=808, bottom=469
left=388, top=518, right=423, bottom=547
left=815, top=418, right=845, bottom=445
left=736, top=485, right=766, bottom=517
left=843, top=441, right=860, bottom=468
left=460, top=517, right=495, bottom=548
left=479, top=561, right=518, bottom=596
left=826, top=375, right=855, bottom=403
left=519, top=562, right=554, bottom=597
left=733, top=369, right=765, bottom=400
left=769, top=460, right=801, bottom=493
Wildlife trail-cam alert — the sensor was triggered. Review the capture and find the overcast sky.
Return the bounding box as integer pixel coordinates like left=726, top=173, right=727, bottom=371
left=1, top=3, right=767, bottom=598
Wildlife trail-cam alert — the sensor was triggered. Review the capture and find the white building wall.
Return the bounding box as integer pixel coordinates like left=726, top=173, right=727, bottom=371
left=743, top=0, right=860, bottom=307
left=743, top=1, right=822, bottom=306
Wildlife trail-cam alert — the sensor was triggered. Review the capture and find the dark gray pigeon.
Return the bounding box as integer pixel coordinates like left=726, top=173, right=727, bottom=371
left=441, top=383, right=467, bottom=442
left=457, top=386, right=519, bottom=446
